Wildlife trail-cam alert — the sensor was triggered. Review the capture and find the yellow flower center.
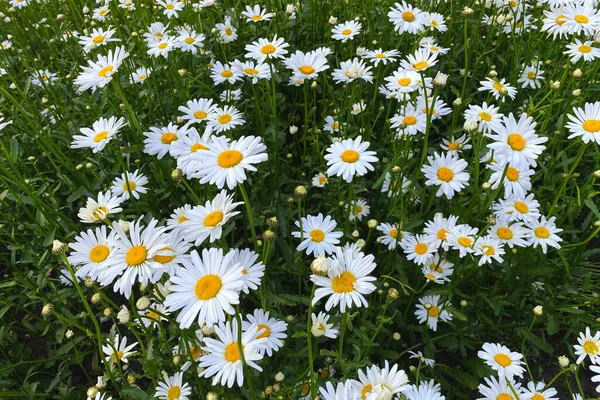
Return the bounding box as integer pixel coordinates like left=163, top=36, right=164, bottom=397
left=527, top=71, right=536, bottom=79
left=478, top=111, right=492, bottom=122
left=583, top=119, right=600, bottom=132
left=190, top=346, right=202, bottom=359
left=217, top=114, right=232, bottom=124
left=403, top=115, right=417, bottom=125
left=166, top=3, right=175, bottom=9
left=138, top=74, right=147, bottom=80
left=224, top=342, right=242, bottom=362
left=195, top=274, right=222, bottom=300
left=397, top=77, right=412, bottom=86
left=217, top=150, right=243, bottom=168
left=93, top=35, right=105, bottom=44
left=448, top=142, right=459, bottom=151
left=497, top=394, right=513, bottom=400
left=507, top=133, right=526, bottom=151
left=415, top=243, right=428, bottom=255
left=413, top=61, right=428, bottom=70
left=332, top=271, right=357, bottom=293
left=178, top=215, right=189, bottom=224
left=437, top=228, right=448, bottom=240
left=122, top=181, right=137, bottom=191
left=299, top=65, right=315, bottom=75
left=153, top=247, right=176, bottom=264
left=94, top=131, right=109, bottom=142
left=225, top=27, right=233, bottom=36
left=310, top=229, right=325, bottom=242
left=427, top=273, right=437, bottom=280
left=193, top=110, right=207, bottom=119
left=389, top=229, right=398, bottom=239
left=126, top=245, right=147, bottom=266
left=585, top=340, right=599, bottom=354
left=494, top=353, right=512, bottom=367
left=167, top=386, right=180, bottom=400
left=575, top=14, right=589, bottom=24
left=497, top=227, right=513, bottom=240
left=221, top=69, right=233, bottom=78
left=89, top=245, right=110, bottom=262
left=556, top=14, right=567, bottom=25
left=458, top=237, right=472, bottom=247
left=261, top=44, right=276, bottom=54
left=331, top=122, right=340, bottom=130
left=355, top=205, right=363, bottom=214
left=184, top=37, right=195, bottom=44
left=430, top=263, right=443, bottom=273
left=506, top=167, right=519, bottom=182
left=375, top=53, right=386, bottom=59
left=534, top=227, right=550, bottom=239
left=191, top=143, right=208, bottom=152
left=244, top=67, right=259, bottom=75
left=428, top=306, right=440, bottom=317
left=362, top=384, right=373, bottom=399
left=252, top=15, right=262, bottom=21
left=99, top=9, right=108, bottom=16
left=319, top=177, right=327, bottom=185
left=93, top=205, right=108, bottom=220
left=147, top=310, right=159, bottom=321
left=514, top=201, right=529, bottom=213
left=483, top=244, right=495, bottom=256
left=437, top=167, right=454, bottom=182
left=98, top=65, right=114, bottom=77
left=402, top=11, right=415, bottom=22
left=204, top=211, right=224, bottom=227
left=493, top=82, right=504, bottom=91
left=161, top=132, right=178, bottom=144
left=342, top=28, right=352, bottom=35
left=158, top=42, right=169, bottom=49
left=531, top=394, right=545, bottom=400
left=341, top=149, right=359, bottom=163
left=579, top=45, right=592, bottom=53
left=257, top=324, right=271, bottom=339
left=113, top=350, right=124, bottom=361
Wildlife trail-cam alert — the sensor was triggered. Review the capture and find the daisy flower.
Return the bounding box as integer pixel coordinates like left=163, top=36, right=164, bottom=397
left=68, top=225, right=115, bottom=281
left=422, top=152, right=470, bottom=199
left=198, top=318, right=265, bottom=387
left=332, top=58, right=373, bottom=84
left=164, top=248, right=244, bottom=328
left=384, top=69, right=423, bottom=94
left=590, top=365, right=600, bottom=392
left=495, top=193, right=541, bottom=223
left=351, top=364, right=380, bottom=399
left=167, top=204, right=192, bottom=232
left=150, top=233, right=192, bottom=278
left=93, top=4, right=110, bottom=21
left=155, top=372, right=191, bottom=400
left=147, top=35, right=177, bottom=58
left=310, top=247, right=377, bottom=312
left=157, top=0, right=184, bottom=18
left=487, top=113, right=547, bottom=167
left=118, top=0, right=135, bottom=9
left=31, top=69, right=58, bottom=87
left=403, top=380, right=445, bottom=400
left=565, top=39, right=600, bottom=63
left=292, top=213, right=343, bottom=257
left=241, top=5, right=274, bottom=22
left=348, top=199, right=370, bottom=221
left=102, top=334, right=138, bottom=364
left=175, top=29, right=205, bottom=54
left=422, top=256, right=454, bottom=283
left=77, top=190, right=123, bottom=224
left=474, top=236, right=505, bottom=266
left=111, top=169, right=148, bottom=201
left=220, top=89, right=242, bottom=102
left=464, top=102, right=503, bottom=134
left=229, top=248, right=265, bottom=294
left=478, top=343, right=525, bottom=380
left=130, top=67, right=151, bottom=84
left=478, top=78, right=517, bottom=101
left=409, top=351, right=436, bottom=368
left=312, top=172, right=328, bottom=187
left=525, top=216, right=563, bottom=254
left=388, top=1, right=427, bottom=34
left=400, top=49, right=438, bottom=72
left=178, top=98, right=217, bottom=126
left=363, top=48, right=400, bottom=66
left=143, top=22, right=168, bottom=44
left=415, top=295, right=452, bottom=331
left=417, top=96, right=451, bottom=121
left=207, top=105, right=245, bottom=133
left=193, top=135, right=268, bottom=189
left=142, top=302, right=170, bottom=329
left=232, top=59, right=271, bottom=83
left=381, top=172, right=411, bottom=198
left=210, top=61, right=243, bottom=85
left=331, top=20, right=361, bottom=41
left=324, top=136, right=378, bottom=183
left=245, top=35, right=289, bottom=63
left=541, top=8, right=570, bottom=39
left=216, top=16, right=238, bottom=43
left=521, top=381, right=558, bottom=400
left=377, top=222, right=409, bottom=250
left=351, top=101, right=366, bottom=115
left=423, top=213, right=458, bottom=250
left=183, top=190, right=242, bottom=246
left=478, top=376, right=522, bottom=400
left=488, top=216, right=528, bottom=248
left=488, top=160, right=534, bottom=199
left=143, top=123, right=187, bottom=159
left=518, top=62, right=545, bottom=89
left=447, top=224, right=479, bottom=257
left=311, top=312, right=338, bottom=338
left=242, top=309, right=287, bottom=356
left=566, top=101, right=600, bottom=144
left=74, top=46, right=129, bottom=91
left=284, top=50, right=329, bottom=80
left=400, top=234, right=436, bottom=265
left=426, top=12, right=447, bottom=32
left=441, top=134, right=472, bottom=154
left=390, top=105, right=427, bottom=137
left=171, top=128, right=212, bottom=178
left=71, top=116, right=126, bottom=153
left=78, top=26, right=120, bottom=52
left=564, top=4, right=600, bottom=35
left=319, top=381, right=355, bottom=400
left=323, top=115, right=344, bottom=133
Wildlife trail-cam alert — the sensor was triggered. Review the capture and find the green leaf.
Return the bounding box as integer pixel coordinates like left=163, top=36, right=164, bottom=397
left=120, top=387, right=150, bottom=400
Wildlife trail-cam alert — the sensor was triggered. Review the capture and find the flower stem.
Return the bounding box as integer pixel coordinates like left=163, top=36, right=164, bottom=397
left=238, top=183, right=259, bottom=252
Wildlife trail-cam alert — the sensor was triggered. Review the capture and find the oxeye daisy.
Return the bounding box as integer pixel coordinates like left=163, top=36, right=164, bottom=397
left=93, top=4, right=110, bottom=21
left=351, top=364, right=380, bottom=399
left=414, top=295, right=452, bottom=331
left=111, top=169, right=148, bottom=201
left=74, top=46, right=129, bottom=91
left=351, top=100, right=366, bottom=115
left=147, top=35, right=177, bottom=58
left=141, top=302, right=170, bottom=329
left=390, top=105, right=427, bottom=137
left=183, top=190, right=243, bottom=246
left=388, top=1, right=427, bottom=34
left=167, top=204, right=193, bottom=232
left=155, top=372, right=191, bottom=400
left=220, top=89, right=242, bottom=103
left=292, top=213, right=342, bottom=257
left=521, top=381, right=558, bottom=400
left=157, top=0, right=184, bottom=18
left=311, top=247, right=377, bottom=312
left=130, top=67, right=151, bottom=84
left=401, top=380, right=445, bottom=400
left=384, top=69, right=423, bottom=94
left=207, top=105, right=245, bottom=133
left=210, top=61, right=243, bottom=85
left=347, top=198, right=370, bottom=221
left=242, top=309, right=287, bottom=357
left=332, top=58, right=373, bottom=84
left=401, top=234, right=436, bottom=265
left=71, top=116, right=127, bottom=153
left=323, top=115, right=344, bottom=133
left=441, top=134, right=472, bottom=154
left=216, top=16, right=238, bottom=43
left=422, top=152, right=470, bottom=199
left=381, top=172, right=411, bottom=198
left=143, top=22, right=168, bottom=44
left=30, top=69, right=58, bottom=87
left=232, top=59, right=271, bottom=83
left=311, top=312, right=338, bottom=338
left=423, top=214, right=458, bottom=250
left=77, top=190, right=123, bottom=224
left=422, top=255, right=454, bottom=283
left=447, top=224, right=478, bottom=257
left=245, top=35, right=289, bottom=63
left=488, top=216, right=528, bottom=248
left=170, top=128, right=212, bottom=178
left=478, top=376, right=522, bottom=400
left=150, top=233, right=192, bottom=279
left=488, top=160, right=534, bottom=198
left=229, top=248, right=265, bottom=294
left=331, top=20, right=362, bottom=41
left=68, top=225, right=115, bottom=281
left=102, top=334, right=138, bottom=364
left=400, top=49, right=438, bottom=72
left=487, top=113, right=547, bottom=167
left=312, top=172, right=328, bottom=187
left=478, top=77, right=518, bottom=101
left=495, top=193, right=541, bottom=223
left=464, top=102, right=503, bottom=134
left=178, top=98, right=217, bottom=126
left=319, top=381, right=355, bottom=399
left=198, top=318, right=265, bottom=387
left=564, top=4, right=600, bottom=35
left=119, top=0, right=135, bottom=9
left=175, top=29, right=205, bottom=54
left=164, top=248, right=244, bottom=328
left=426, top=12, right=447, bottom=32
left=566, top=101, right=600, bottom=144
left=474, top=236, right=505, bottom=265
left=193, top=135, right=268, bottom=189
left=284, top=50, right=329, bottom=80
left=78, top=26, right=120, bottom=52
left=541, top=7, right=570, bottom=39
left=144, top=123, right=187, bottom=159
left=363, top=48, right=400, bottom=66
left=377, top=222, right=410, bottom=250
left=518, top=62, right=545, bottom=89
left=241, top=5, right=274, bottom=22
left=324, top=136, right=378, bottom=183
left=525, top=216, right=563, bottom=254
left=370, top=361, right=410, bottom=399
left=565, top=39, right=600, bottom=63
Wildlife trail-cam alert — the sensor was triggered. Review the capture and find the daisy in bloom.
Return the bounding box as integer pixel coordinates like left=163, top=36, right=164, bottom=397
left=390, top=106, right=427, bottom=137
left=381, top=172, right=411, bottom=198
left=353, top=361, right=409, bottom=400
left=363, top=48, right=400, bottom=66
left=400, top=49, right=438, bottom=72
left=216, top=16, right=238, bottom=43
left=143, top=123, right=187, bottom=159
left=292, top=213, right=342, bottom=257
left=102, top=334, right=138, bottom=364
left=245, top=35, right=289, bottom=63
left=541, top=8, right=570, bottom=39
left=207, top=105, right=245, bottom=133
left=422, top=152, right=470, bottom=200
left=130, top=67, right=151, bottom=84
left=284, top=50, right=329, bottom=80
left=564, top=39, right=600, bottom=63
left=101, top=218, right=168, bottom=298
left=351, top=101, right=366, bottom=115
left=487, top=113, right=547, bottom=167
left=193, top=135, right=268, bottom=189
left=324, top=136, right=378, bottom=183
left=184, top=190, right=242, bottom=246
left=1, top=40, right=12, bottom=50
left=487, top=160, right=534, bottom=198
left=426, top=12, right=447, bottom=32
left=495, top=193, right=541, bottom=223
left=441, top=134, right=472, bottom=154
left=525, top=216, right=563, bottom=254
left=332, top=58, right=373, bottom=84
left=384, top=69, right=423, bottom=94
left=179, top=98, right=217, bottom=127
left=323, top=115, right=344, bottom=133
left=478, top=343, right=525, bottom=380
left=566, top=101, right=600, bottom=144
left=157, top=0, right=183, bottom=18
left=118, top=0, right=135, bottom=9
left=77, top=190, right=123, bottom=224
left=414, top=295, right=452, bottom=331
left=348, top=199, right=370, bottom=221
left=147, top=36, right=177, bottom=58
left=401, top=234, right=437, bottom=265
left=518, top=62, right=545, bottom=89
left=31, top=69, right=58, bottom=87
left=424, top=255, right=454, bottom=283
left=331, top=20, right=361, bottom=41
left=312, top=172, right=328, bottom=187
left=474, top=236, right=505, bottom=265
left=74, top=46, right=129, bottom=91
left=155, top=372, right=191, bottom=400
left=68, top=225, right=115, bottom=281
left=351, top=364, right=380, bottom=398
left=111, top=169, right=148, bottom=201
left=229, top=248, right=265, bottom=294
left=150, top=233, right=192, bottom=278
left=319, top=380, right=355, bottom=400
left=71, top=116, right=127, bottom=153
left=171, top=128, right=212, bottom=178
left=241, top=5, right=274, bottom=22
left=464, top=102, right=503, bottom=134
left=388, top=1, right=427, bottom=34
left=377, top=222, right=409, bottom=250
left=488, top=216, right=528, bottom=248
left=143, top=22, right=168, bottom=44
left=418, top=96, right=451, bottom=121
left=141, top=302, right=170, bottom=329
left=447, top=224, right=479, bottom=257
left=93, top=4, right=110, bottom=21
left=409, top=351, right=436, bottom=368
left=167, top=204, right=192, bottom=232
left=311, top=312, right=338, bottom=338
left=310, top=247, right=377, bottom=312
left=478, top=376, right=522, bottom=400
left=165, top=248, right=244, bottom=328
left=478, top=77, right=517, bottom=101
left=210, top=61, right=243, bottom=85
left=198, top=319, right=265, bottom=387
left=175, top=29, right=205, bottom=54
left=564, top=4, right=600, bottom=35
left=78, top=26, right=120, bottom=52
left=242, top=309, right=287, bottom=357
left=232, top=59, right=271, bottom=83
left=521, top=381, right=558, bottom=400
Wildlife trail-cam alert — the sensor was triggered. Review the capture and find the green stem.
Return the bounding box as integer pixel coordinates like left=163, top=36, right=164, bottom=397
left=238, top=183, right=259, bottom=252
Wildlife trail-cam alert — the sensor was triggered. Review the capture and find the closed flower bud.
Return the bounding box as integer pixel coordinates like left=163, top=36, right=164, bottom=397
left=482, top=182, right=492, bottom=190
left=273, top=383, right=281, bottom=392
left=266, top=216, right=278, bottom=227
left=572, top=89, right=581, bottom=97
left=311, top=255, right=330, bottom=275
left=328, top=15, right=338, bottom=24
left=118, top=219, right=130, bottom=233
left=117, top=305, right=130, bottom=324
left=65, top=329, right=74, bottom=338
left=91, top=292, right=102, bottom=304
left=593, top=170, right=600, bottom=179
left=311, top=81, right=317, bottom=89
left=42, top=303, right=54, bottom=316
left=27, top=156, right=36, bottom=161
left=550, top=80, right=560, bottom=90
left=285, top=315, right=295, bottom=323
left=433, top=71, right=448, bottom=88
left=488, top=70, right=498, bottom=78
left=265, top=386, right=273, bottom=395
left=424, top=302, right=433, bottom=309
left=356, top=239, right=365, bottom=249
left=103, top=307, right=112, bottom=317
left=206, top=393, right=219, bottom=400
left=294, top=185, right=307, bottom=197
left=572, top=68, right=582, bottom=78
left=82, top=6, right=89, bottom=13
left=409, top=365, right=418, bottom=373
left=463, top=118, right=478, bottom=132
left=461, top=6, right=474, bottom=16
left=173, top=355, right=181, bottom=365
left=52, top=240, right=67, bottom=255
left=391, top=165, right=401, bottom=173
left=127, top=375, right=136, bottom=384
left=289, top=125, right=298, bottom=134
left=286, top=153, right=293, bottom=158
left=487, top=217, right=496, bottom=225
left=201, top=323, right=215, bottom=336
left=84, top=277, right=95, bottom=287
left=499, top=87, right=509, bottom=96
left=452, top=97, right=462, bottom=107
left=275, top=372, right=285, bottom=382
left=388, top=288, right=399, bottom=299
left=263, top=230, right=276, bottom=241
left=533, top=305, right=543, bottom=316
left=367, top=219, right=378, bottom=229
left=171, top=168, right=183, bottom=181
left=351, top=230, right=360, bottom=238
left=131, top=32, right=138, bottom=37
left=87, top=387, right=99, bottom=398
left=176, top=116, right=185, bottom=124
left=136, top=296, right=150, bottom=310
left=593, top=220, right=600, bottom=227
left=178, top=69, right=187, bottom=77
left=393, top=332, right=401, bottom=340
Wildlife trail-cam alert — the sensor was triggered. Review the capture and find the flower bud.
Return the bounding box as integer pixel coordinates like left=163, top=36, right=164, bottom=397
left=351, top=230, right=360, bottom=238
left=356, top=239, right=365, bottom=249
left=533, top=305, right=543, bottom=316
left=393, top=332, right=401, bottom=340
left=117, top=305, right=130, bottom=324
left=266, top=216, right=278, bottom=227
left=572, top=68, right=582, bottom=78
left=117, top=219, right=130, bottom=233
left=294, top=185, right=308, bottom=197
left=328, top=15, right=338, bottom=24
left=91, top=292, right=102, bottom=304
left=275, top=372, right=285, bottom=382
left=206, top=393, right=219, bottom=400
left=42, top=303, right=54, bottom=316
left=550, top=80, right=560, bottom=90
left=103, top=307, right=112, bottom=317
left=178, top=69, right=187, bottom=77
left=311, top=255, right=331, bottom=275
left=433, top=71, right=448, bottom=88
left=311, top=81, right=317, bottom=89
left=285, top=315, right=296, bottom=323
left=482, top=182, right=492, bottom=190
left=87, top=387, right=99, bottom=398
left=463, top=118, right=478, bottom=132
left=289, top=125, right=298, bottom=134
left=127, top=375, right=136, bottom=384
left=461, top=6, right=474, bottom=16
left=263, top=230, right=276, bottom=241
left=488, top=70, right=498, bottom=78
left=452, top=97, right=462, bottom=107
left=460, top=299, right=468, bottom=307
left=572, top=89, right=581, bottom=97
left=171, top=168, right=183, bottom=181
left=65, top=329, right=74, bottom=338
left=388, top=288, right=399, bottom=299
left=367, top=219, right=378, bottom=229
left=136, top=296, right=150, bottom=310
left=52, top=240, right=67, bottom=255
left=82, top=6, right=89, bottom=13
